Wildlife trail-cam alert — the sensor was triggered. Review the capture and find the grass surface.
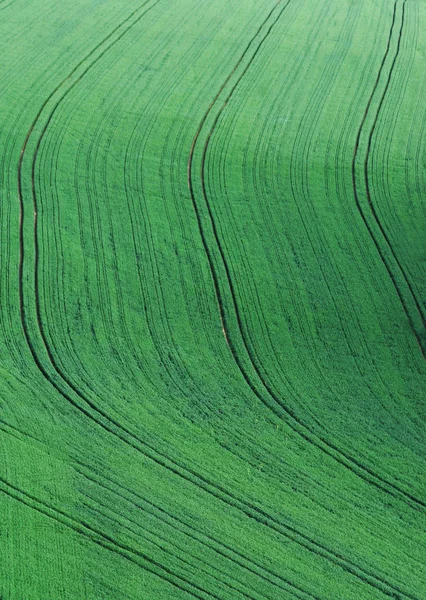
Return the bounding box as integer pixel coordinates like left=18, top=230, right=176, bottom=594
left=0, top=0, right=425, bottom=598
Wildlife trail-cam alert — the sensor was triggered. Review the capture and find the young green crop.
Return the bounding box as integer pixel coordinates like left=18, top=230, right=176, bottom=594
left=1, top=0, right=425, bottom=598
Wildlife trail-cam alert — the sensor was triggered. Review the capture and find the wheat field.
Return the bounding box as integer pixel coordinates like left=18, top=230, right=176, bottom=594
left=0, top=0, right=425, bottom=598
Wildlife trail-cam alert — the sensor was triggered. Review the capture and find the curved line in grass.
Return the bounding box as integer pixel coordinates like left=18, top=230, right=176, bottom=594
left=188, top=0, right=426, bottom=519
left=187, top=2, right=423, bottom=599
left=16, top=2, right=422, bottom=598
left=15, top=4, right=367, bottom=596
left=0, top=477, right=220, bottom=600
left=352, top=0, right=426, bottom=358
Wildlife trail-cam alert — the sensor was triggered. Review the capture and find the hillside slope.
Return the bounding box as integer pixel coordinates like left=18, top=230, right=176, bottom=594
left=1, top=0, right=425, bottom=598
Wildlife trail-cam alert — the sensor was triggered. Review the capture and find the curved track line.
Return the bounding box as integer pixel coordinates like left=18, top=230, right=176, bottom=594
left=0, top=478, right=220, bottom=600
left=18, top=0, right=161, bottom=368
left=0, top=0, right=17, bottom=11
left=189, top=0, right=426, bottom=513
left=75, top=460, right=319, bottom=600
left=16, top=2, right=421, bottom=599
left=353, top=0, right=426, bottom=358
left=187, top=2, right=425, bottom=598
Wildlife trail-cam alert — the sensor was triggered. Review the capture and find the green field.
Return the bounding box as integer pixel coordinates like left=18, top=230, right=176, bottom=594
left=1, top=0, right=425, bottom=598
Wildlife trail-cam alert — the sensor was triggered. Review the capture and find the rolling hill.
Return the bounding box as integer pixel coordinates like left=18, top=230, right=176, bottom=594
left=0, top=0, right=425, bottom=598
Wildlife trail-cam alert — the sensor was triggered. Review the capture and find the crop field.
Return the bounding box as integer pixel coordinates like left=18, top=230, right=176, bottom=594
left=1, top=0, right=425, bottom=598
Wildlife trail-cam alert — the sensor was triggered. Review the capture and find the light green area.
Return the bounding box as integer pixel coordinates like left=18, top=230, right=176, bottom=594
left=0, top=0, right=425, bottom=598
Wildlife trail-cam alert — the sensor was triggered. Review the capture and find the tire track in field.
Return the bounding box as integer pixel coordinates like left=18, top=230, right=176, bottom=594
left=283, top=1, right=425, bottom=457
left=318, top=0, right=426, bottom=442
left=0, top=478, right=222, bottom=600
left=256, top=0, right=420, bottom=443
left=12, top=1, right=376, bottom=596
left=352, top=0, right=426, bottom=358
left=126, top=3, right=283, bottom=414
left=18, top=0, right=161, bottom=370
left=240, top=0, right=404, bottom=438
left=371, top=4, right=426, bottom=354
left=16, top=2, right=420, bottom=598
left=12, top=3, right=331, bottom=595
left=82, top=500, right=262, bottom=600
left=117, top=4, right=244, bottom=434
left=325, top=5, right=425, bottom=435
left=18, top=0, right=161, bottom=384
left=41, top=58, right=152, bottom=401
left=408, top=43, right=426, bottom=211
left=258, top=0, right=425, bottom=452
left=75, top=460, right=319, bottom=600
left=0, top=420, right=39, bottom=444
left=51, top=4, right=231, bottom=417
left=14, top=2, right=342, bottom=592
left=81, top=490, right=270, bottom=600
left=0, top=0, right=16, bottom=11
left=189, top=0, right=425, bottom=512
left=406, top=7, right=426, bottom=226
left=187, top=2, right=425, bottom=598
